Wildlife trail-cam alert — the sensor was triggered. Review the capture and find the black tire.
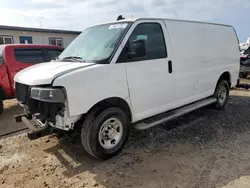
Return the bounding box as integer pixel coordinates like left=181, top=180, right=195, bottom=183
left=243, top=73, right=248, bottom=78
left=239, top=72, right=248, bottom=78
left=81, top=107, right=130, bottom=160
left=213, top=80, right=229, bottom=110
left=0, top=100, right=3, bottom=115
left=236, top=78, right=240, bottom=87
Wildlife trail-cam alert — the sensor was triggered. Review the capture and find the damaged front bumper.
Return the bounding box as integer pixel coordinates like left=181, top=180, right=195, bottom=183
left=14, top=102, right=81, bottom=140
left=14, top=83, right=81, bottom=140
left=14, top=113, right=57, bottom=140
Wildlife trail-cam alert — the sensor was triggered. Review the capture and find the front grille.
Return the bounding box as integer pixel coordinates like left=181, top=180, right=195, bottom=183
left=15, top=82, right=29, bottom=103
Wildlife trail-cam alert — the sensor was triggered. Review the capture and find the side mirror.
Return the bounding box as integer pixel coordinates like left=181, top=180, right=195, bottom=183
left=128, top=39, right=146, bottom=58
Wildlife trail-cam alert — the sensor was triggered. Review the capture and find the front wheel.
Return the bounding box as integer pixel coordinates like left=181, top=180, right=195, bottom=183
left=0, top=100, right=3, bottom=114
left=213, top=80, right=229, bottom=110
left=81, top=107, right=130, bottom=160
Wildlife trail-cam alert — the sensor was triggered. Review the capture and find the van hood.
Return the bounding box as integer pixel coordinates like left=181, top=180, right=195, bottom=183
left=14, top=61, right=95, bottom=86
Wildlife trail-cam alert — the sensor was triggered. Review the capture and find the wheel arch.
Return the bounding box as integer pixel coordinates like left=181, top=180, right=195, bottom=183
left=215, top=71, right=231, bottom=91
left=83, top=97, right=133, bottom=123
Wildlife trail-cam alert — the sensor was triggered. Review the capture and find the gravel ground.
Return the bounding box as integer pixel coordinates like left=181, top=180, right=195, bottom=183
left=0, top=99, right=26, bottom=137
left=0, top=88, right=250, bottom=188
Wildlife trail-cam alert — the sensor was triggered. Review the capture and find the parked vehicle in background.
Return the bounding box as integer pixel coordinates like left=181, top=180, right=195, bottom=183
left=0, top=44, right=64, bottom=114
left=241, top=46, right=250, bottom=55
left=14, top=17, right=240, bottom=160
left=240, top=44, right=249, bottom=54
left=240, top=53, right=250, bottom=78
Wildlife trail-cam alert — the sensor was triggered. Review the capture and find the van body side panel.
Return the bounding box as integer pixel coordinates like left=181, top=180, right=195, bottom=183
left=163, top=20, right=240, bottom=109
left=52, top=64, right=132, bottom=118
left=163, top=20, right=207, bottom=109
left=203, top=24, right=240, bottom=87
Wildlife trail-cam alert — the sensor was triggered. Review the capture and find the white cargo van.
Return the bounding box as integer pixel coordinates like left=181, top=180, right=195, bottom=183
left=14, top=17, right=240, bottom=160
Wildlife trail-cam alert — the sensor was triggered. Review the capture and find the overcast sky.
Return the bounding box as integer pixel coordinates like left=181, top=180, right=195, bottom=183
left=0, top=0, right=249, bottom=42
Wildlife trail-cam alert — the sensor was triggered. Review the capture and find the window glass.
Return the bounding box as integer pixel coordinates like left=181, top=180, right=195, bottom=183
left=50, top=38, right=56, bottom=45
left=57, top=39, right=62, bottom=47
left=0, top=36, right=13, bottom=44
left=58, top=22, right=131, bottom=63
left=14, top=49, right=45, bottom=64
left=118, top=23, right=167, bottom=63
left=243, top=47, right=250, bottom=55
left=0, top=38, right=4, bottom=45
left=50, top=38, right=63, bottom=47
left=0, top=50, right=3, bottom=65
left=47, top=49, right=63, bottom=61
left=4, top=37, right=12, bottom=44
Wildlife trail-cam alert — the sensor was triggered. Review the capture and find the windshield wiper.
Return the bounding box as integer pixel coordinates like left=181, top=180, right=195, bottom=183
left=61, top=56, right=85, bottom=62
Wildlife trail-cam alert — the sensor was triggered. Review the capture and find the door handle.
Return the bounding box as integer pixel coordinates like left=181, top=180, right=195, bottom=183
left=168, top=60, right=173, bottom=73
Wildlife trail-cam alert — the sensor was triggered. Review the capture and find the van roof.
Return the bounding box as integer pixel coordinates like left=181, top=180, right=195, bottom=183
left=96, top=17, right=232, bottom=28
left=0, top=44, right=64, bottom=49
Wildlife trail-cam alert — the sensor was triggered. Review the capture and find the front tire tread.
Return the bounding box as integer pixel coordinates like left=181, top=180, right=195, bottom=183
left=81, top=107, right=129, bottom=160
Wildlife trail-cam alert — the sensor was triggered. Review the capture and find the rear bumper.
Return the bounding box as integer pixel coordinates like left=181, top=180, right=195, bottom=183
left=14, top=113, right=57, bottom=140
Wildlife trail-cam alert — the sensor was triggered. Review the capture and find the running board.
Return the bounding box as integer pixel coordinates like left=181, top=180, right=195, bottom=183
left=134, top=97, right=217, bottom=130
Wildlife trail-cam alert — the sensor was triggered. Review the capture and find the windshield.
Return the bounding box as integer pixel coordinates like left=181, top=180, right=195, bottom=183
left=58, top=22, right=131, bottom=63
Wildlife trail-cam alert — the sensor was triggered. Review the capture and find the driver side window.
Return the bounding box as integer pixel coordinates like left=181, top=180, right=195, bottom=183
left=117, top=22, right=167, bottom=63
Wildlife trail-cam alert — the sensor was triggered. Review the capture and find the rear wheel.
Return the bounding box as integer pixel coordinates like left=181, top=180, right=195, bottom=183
left=81, top=107, right=130, bottom=160
left=240, top=72, right=248, bottom=78
left=213, top=80, right=229, bottom=110
left=0, top=100, right=3, bottom=114
left=243, top=73, right=248, bottom=78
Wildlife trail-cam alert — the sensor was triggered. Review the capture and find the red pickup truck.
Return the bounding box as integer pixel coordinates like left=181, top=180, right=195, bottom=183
left=0, top=44, right=64, bottom=114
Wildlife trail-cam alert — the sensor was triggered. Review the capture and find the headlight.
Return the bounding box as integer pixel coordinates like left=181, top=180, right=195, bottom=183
left=30, top=87, right=66, bottom=103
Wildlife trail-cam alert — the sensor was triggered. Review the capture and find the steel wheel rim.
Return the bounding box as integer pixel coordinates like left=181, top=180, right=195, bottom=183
left=98, top=117, right=123, bottom=149
left=218, top=86, right=227, bottom=104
